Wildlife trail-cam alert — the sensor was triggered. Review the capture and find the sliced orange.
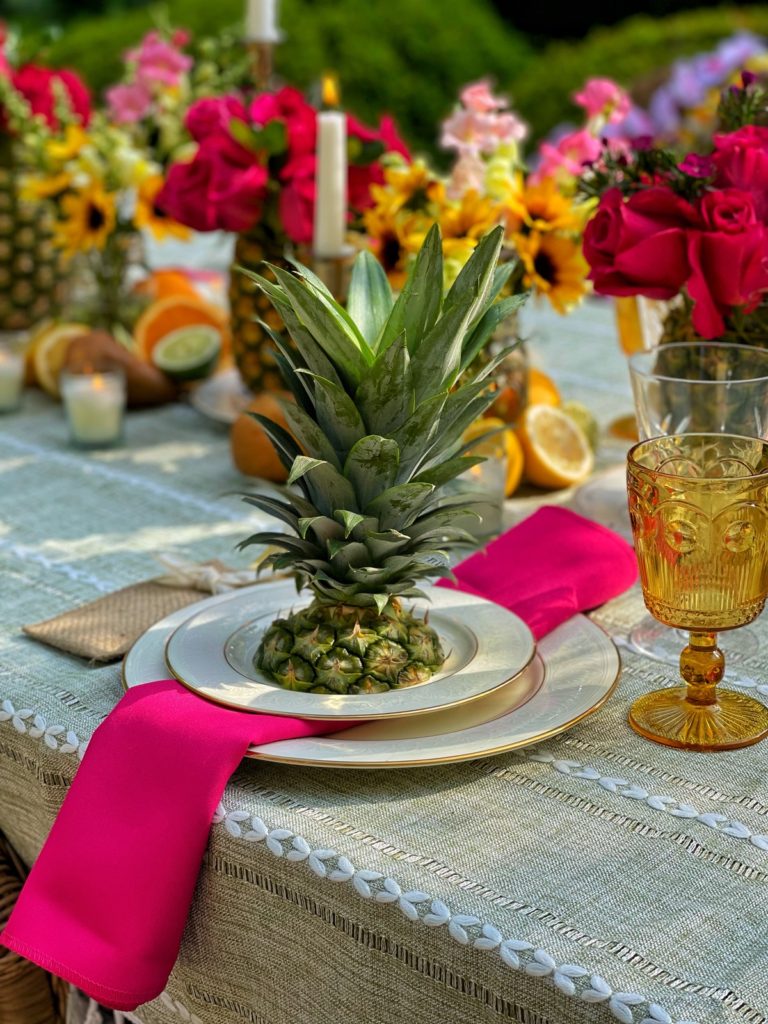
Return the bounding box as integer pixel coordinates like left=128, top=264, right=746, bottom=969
left=517, top=404, right=594, bottom=489
left=527, top=367, right=560, bottom=407
left=134, top=269, right=200, bottom=303
left=463, top=416, right=525, bottom=498
left=133, top=295, right=230, bottom=363
left=504, top=429, right=525, bottom=496
left=33, top=322, right=90, bottom=398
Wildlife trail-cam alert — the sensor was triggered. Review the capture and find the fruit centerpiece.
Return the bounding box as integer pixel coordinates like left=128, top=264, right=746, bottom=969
left=239, top=223, right=526, bottom=694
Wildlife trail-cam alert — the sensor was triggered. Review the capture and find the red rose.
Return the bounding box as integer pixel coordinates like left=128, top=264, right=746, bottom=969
left=686, top=192, right=768, bottom=337
left=12, top=65, right=91, bottom=128
left=711, top=126, right=768, bottom=221
left=584, top=187, right=698, bottom=299
left=184, top=95, right=248, bottom=143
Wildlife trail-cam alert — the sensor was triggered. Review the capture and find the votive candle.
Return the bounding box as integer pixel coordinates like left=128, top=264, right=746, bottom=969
left=61, top=370, right=126, bottom=448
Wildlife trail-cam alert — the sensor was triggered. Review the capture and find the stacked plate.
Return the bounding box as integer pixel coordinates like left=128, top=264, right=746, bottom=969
left=123, top=580, right=620, bottom=768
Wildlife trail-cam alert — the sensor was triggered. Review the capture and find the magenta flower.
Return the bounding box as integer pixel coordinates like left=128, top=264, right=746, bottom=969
left=533, top=129, right=603, bottom=182
left=678, top=153, right=715, bottom=178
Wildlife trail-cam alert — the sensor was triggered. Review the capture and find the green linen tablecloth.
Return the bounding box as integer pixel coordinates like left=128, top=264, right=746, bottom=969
left=1, top=299, right=767, bottom=1024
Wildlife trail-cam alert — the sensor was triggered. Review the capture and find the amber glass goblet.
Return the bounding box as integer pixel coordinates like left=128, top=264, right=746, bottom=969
left=627, top=433, right=768, bottom=751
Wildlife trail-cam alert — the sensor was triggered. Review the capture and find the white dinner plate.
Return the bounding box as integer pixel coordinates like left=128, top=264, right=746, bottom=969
left=163, top=582, right=536, bottom=720
left=122, top=593, right=620, bottom=768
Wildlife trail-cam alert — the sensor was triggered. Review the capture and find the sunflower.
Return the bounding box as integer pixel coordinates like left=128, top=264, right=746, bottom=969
left=45, top=126, right=89, bottom=166
left=439, top=188, right=503, bottom=242
left=504, top=177, right=584, bottom=236
left=135, top=174, right=190, bottom=241
left=514, top=232, right=589, bottom=314
left=363, top=203, right=430, bottom=290
left=20, top=172, right=72, bottom=202
left=53, top=185, right=117, bottom=257
left=368, top=159, right=442, bottom=219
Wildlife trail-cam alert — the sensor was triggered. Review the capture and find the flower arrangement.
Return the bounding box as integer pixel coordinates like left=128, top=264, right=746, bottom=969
left=580, top=72, right=768, bottom=342
left=363, top=80, right=596, bottom=313
left=157, top=86, right=409, bottom=245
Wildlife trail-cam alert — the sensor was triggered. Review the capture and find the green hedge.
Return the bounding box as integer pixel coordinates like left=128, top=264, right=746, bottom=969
left=41, top=0, right=532, bottom=153
left=508, top=6, right=768, bottom=140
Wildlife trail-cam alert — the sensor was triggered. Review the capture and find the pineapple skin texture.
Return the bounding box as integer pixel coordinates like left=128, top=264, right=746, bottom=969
left=257, top=600, right=445, bottom=694
left=229, top=228, right=289, bottom=394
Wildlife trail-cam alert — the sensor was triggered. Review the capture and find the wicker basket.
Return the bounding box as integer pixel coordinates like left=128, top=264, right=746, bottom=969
left=0, top=831, right=68, bottom=1024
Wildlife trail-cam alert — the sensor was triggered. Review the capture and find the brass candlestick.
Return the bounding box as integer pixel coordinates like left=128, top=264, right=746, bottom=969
left=247, top=40, right=276, bottom=91
left=311, top=248, right=355, bottom=302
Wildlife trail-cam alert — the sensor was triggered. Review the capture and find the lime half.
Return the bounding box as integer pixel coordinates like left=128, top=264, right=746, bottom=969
left=151, top=325, right=221, bottom=381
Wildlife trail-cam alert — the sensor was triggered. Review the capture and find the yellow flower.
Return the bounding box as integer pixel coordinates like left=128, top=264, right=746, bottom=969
left=370, top=159, right=442, bottom=218
left=514, top=232, right=589, bottom=314
left=53, top=185, right=117, bottom=257
left=45, top=126, right=89, bottom=165
left=504, top=177, right=583, bottom=236
left=20, top=172, right=72, bottom=201
left=440, top=189, right=502, bottom=241
left=135, top=175, right=190, bottom=241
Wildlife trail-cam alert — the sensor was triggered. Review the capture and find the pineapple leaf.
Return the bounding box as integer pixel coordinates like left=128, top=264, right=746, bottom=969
left=364, top=530, right=411, bottom=560
left=286, top=256, right=370, bottom=348
left=414, top=455, right=486, bottom=488
left=355, top=331, right=413, bottom=436
left=249, top=413, right=303, bottom=474
left=295, top=370, right=368, bottom=454
left=344, top=435, right=400, bottom=509
left=334, top=509, right=366, bottom=536
left=280, top=400, right=341, bottom=470
left=270, top=266, right=372, bottom=384
left=240, top=493, right=301, bottom=531
left=372, top=593, right=390, bottom=614
left=366, top=482, right=436, bottom=529
left=272, top=350, right=314, bottom=414
left=378, top=222, right=443, bottom=356
left=347, top=250, right=394, bottom=347
left=329, top=541, right=370, bottom=571
left=392, top=392, right=448, bottom=478
left=287, top=455, right=327, bottom=486
left=236, top=532, right=321, bottom=556
left=297, top=516, right=343, bottom=542
left=443, top=224, right=505, bottom=325
left=459, top=292, right=527, bottom=375
left=288, top=458, right=359, bottom=515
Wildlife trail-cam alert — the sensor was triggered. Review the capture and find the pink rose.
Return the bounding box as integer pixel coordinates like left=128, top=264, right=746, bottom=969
left=127, top=30, right=192, bottom=89
left=699, top=189, right=758, bottom=233
left=711, top=126, right=768, bottom=220
left=459, top=80, right=505, bottom=113
left=584, top=187, right=698, bottom=299
left=185, top=95, right=248, bottom=143
left=106, top=82, right=152, bottom=124
left=573, top=78, right=630, bottom=124
left=533, top=129, right=603, bottom=182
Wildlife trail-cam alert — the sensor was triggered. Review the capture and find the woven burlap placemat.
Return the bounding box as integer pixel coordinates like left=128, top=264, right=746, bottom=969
left=23, top=562, right=231, bottom=663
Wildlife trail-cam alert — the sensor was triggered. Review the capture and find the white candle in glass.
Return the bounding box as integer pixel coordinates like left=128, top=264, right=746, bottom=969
left=245, top=0, right=280, bottom=42
left=313, top=111, right=348, bottom=259
left=0, top=347, right=24, bottom=413
left=61, top=371, right=126, bottom=447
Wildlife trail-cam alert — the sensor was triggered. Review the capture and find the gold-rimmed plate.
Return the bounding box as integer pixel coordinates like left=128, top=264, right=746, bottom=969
left=162, top=582, right=536, bottom=720
left=122, top=594, right=620, bottom=768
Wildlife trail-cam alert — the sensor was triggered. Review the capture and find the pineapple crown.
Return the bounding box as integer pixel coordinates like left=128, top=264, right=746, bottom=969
left=238, top=223, right=528, bottom=611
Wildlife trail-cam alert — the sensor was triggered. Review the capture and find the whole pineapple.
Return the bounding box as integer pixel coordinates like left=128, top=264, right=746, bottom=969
left=228, top=226, right=290, bottom=393
left=0, top=137, right=62, bottom=331
left=240, top=224, right=525, bottom=694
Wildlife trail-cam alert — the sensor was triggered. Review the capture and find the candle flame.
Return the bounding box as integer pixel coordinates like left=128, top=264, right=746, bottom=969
left=321, top=73, right=340, bottom=109
left=92, top=374, right=105, bottom=391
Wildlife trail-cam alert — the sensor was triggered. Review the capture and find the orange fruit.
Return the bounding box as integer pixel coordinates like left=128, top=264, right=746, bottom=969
left=517, top=404, right=594, bottom=489
left=462, top=417, right=525, bottom=498
left=231, top=392, right=293, bottom=481
left=527, top=367, right=560, bottom=407
left=134, top=295, right=230, bottom=364
left=134, top=269, right=200, bottom=302
left=503, top=429, right=525, bottom=497
left=33, top=322, right=91, bottom=398
left=488, top=384, right=524, bottom=424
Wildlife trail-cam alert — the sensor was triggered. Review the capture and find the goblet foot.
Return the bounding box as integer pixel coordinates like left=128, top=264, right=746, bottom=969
left=629, top=619, right=761, bottom=681
left=629, top=687, right=768, bottom=751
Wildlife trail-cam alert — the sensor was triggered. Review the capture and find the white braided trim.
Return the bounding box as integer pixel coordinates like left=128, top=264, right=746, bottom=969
left=0, top=703, right=702, bottom=1023
left=518, top=748, right=768, bottom=851
left=0, top=536, right=114, bottom=593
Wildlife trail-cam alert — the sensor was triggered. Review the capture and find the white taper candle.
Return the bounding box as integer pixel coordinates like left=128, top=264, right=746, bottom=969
left=313, top=111, right=348, bottom=259
left=245, top=0, right=280, bottom=43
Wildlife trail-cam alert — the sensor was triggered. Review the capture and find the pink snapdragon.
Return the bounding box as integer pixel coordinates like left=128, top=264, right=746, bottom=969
left=126, top=30, right=192, bottom=89
left=573, top=78, right=631, bottom=124
left=442, top=80, right=527, bottom=157
left=106, top=81, right=152, bottom=124
left=533, top=129, right=603, bottom=182
left=460, top=79, right=506, bottom=113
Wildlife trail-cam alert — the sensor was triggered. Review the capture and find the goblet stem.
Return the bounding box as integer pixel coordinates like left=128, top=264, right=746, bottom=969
left=680, top=631, right=723, bottom=707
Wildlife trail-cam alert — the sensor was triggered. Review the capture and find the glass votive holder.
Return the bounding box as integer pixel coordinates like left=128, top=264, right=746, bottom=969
left=0, top=332, right=27, bottom=414
left=60, top=368, right=126, bottom=449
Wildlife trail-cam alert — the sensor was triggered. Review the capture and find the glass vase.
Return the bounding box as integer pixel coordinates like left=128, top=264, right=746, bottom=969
left=65, top=230, right=148, bottom=338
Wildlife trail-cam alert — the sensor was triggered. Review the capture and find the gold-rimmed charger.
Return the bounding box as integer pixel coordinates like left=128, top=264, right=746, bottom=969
left=162, top=582, right=536, bottom=721
left=122, top=593, right=620, bottom=768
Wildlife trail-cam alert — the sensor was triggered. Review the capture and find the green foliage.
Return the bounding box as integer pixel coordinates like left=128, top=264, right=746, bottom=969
left=39, top=0, right=532, bottom=153
left=508, top=6, right=768, bottom=141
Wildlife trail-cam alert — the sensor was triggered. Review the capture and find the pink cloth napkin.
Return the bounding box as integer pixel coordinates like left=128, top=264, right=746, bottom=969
left=1, top=506, right=636, bottom=1011
left=438, top=506, right=637, bottom=639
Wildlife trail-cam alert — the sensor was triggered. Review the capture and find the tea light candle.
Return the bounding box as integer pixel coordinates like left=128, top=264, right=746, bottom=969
left=0, top=345, right=24, bottom=413
left=313, top=110, right=348, bottom=259
left=245, top=0, right=280, bottom=42
left=61, top=370, right=126, bottom=448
